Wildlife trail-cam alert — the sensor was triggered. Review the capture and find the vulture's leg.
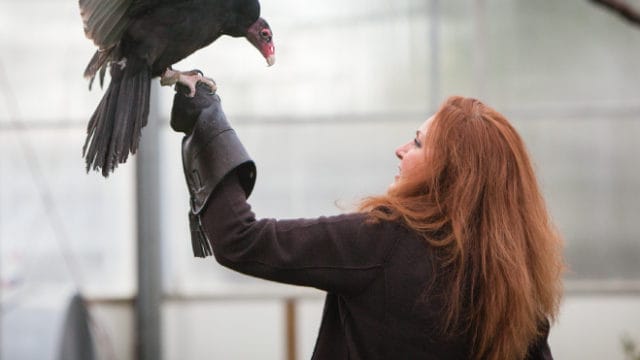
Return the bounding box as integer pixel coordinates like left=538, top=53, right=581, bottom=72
left=160, top=68, right=217, bottom=97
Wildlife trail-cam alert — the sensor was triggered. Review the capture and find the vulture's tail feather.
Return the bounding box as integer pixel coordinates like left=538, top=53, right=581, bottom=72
left=85, top=48, right=114, bottom=90
left=83, top=58, right=151, bottom=177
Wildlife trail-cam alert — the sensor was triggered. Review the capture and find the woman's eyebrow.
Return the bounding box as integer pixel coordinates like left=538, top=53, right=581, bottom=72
left=416, top=130, right=422, bottom=139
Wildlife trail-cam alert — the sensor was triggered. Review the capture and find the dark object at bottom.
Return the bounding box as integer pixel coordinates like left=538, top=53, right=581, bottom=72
left=57, top=293, right=96, bottom=360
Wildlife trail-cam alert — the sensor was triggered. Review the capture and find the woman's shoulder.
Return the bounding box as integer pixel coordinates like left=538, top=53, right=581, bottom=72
left=331, top=212, right=417, bottom=235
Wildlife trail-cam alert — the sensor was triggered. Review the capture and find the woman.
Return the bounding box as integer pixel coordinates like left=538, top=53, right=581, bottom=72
left=172, top=83, right=564, bottom=359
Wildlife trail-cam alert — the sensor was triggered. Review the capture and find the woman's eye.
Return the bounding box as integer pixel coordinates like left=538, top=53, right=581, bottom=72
left=413, top=138, right=422, bottom=148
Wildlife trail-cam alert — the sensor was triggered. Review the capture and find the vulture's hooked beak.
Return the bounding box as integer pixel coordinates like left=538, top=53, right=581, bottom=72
left=266, top=52, right=276, bottom=67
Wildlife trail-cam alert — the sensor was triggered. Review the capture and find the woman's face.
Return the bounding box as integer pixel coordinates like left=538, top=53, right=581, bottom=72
left=389, top=116, right=433, bottom=191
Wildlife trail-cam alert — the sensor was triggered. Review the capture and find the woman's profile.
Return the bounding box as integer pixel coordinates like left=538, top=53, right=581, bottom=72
left=360, top=96, right=564, bottom=359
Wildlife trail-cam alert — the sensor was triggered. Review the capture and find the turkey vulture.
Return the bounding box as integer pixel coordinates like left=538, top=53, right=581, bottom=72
left=79, top=0, right=275, bottom=177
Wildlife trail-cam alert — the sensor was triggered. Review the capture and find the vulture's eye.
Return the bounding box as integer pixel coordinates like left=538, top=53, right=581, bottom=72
left=260, top=30, right=271, bottom=39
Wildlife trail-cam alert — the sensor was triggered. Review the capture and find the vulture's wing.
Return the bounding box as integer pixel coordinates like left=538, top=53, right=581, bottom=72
left=79, top=0, right=190, bottom=84
left=127, top=0, right=178, bottom=17
left=80, top=0, right=193, bottom=49
left=79, top=0, right=133, bottom=50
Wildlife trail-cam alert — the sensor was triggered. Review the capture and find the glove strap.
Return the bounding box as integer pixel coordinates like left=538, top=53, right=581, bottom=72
left=189, top=211, right=213, bottom=258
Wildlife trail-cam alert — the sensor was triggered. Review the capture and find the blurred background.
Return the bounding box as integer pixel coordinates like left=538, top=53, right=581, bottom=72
left=1, top=0, right=640, bottom=359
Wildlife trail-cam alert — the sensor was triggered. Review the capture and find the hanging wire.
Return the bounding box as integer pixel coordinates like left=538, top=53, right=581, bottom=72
left=0, top=59, right=85, bottom=291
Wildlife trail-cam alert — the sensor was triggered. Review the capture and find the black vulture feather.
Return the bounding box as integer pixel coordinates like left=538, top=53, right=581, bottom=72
left=79, top=0, right=275, bottom=176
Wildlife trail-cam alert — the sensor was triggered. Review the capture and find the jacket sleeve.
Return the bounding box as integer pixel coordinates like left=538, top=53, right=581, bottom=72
left=199, top=172, right=401, bottom=296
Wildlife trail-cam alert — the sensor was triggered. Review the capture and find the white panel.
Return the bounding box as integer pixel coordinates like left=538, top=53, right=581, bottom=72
left=514, top=117, right=640, bottom=280
left=163, top=300, right=284, bottom=360
left=0, top=129, right=135, bottom=297
left=550, top=295, right=640, bottom=360
left=0, top=2, right=105, bottom=123
left=297, top=298, right=325, bottom=360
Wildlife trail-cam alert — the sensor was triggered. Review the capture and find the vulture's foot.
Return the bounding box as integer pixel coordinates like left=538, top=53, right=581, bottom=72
left=160, top=68, right=217, bottom=97
left=114, top=58, right=127, bottom=70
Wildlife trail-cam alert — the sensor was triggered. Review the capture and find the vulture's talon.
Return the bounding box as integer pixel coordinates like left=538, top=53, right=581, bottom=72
left=160, top=68, right=180, bottom=87
left=200, top=77, right=217, bottom=94
left=161, top=68, right=216, bottom=95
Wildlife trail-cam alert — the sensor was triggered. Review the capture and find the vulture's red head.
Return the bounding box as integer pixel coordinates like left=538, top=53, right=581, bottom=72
left=246, top=18, right=275, bottom=66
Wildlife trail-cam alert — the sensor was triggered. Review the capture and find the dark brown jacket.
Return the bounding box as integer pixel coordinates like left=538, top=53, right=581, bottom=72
left=200, top=175, right=553, bottom=359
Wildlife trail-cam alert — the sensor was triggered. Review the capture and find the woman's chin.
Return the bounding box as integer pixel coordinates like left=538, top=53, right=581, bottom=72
left=388, top=178, right=399, bottom=192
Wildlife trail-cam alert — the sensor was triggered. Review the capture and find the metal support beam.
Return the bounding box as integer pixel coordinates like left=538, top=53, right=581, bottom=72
left=136, top=82, right=162, bottom=360
left=429, top=0, right=441, bottom=111
left=285, top=299, right=297, bottom=360
left=473, top=0, right=487, bottom=97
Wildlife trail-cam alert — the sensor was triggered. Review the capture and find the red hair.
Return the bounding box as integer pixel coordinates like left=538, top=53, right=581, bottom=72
left=360, top=96, right=564, bottom=359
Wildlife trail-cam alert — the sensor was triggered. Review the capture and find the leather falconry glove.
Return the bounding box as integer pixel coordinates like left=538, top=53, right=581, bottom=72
left=171, top=81, right=256, bottom=257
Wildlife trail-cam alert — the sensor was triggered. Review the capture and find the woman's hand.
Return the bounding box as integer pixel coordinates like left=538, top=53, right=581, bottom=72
left=171, top=79, right=220, bottom=134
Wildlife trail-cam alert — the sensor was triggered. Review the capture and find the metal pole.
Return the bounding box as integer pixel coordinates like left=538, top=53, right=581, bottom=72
left=136, top=82, right=162, bottom=360
left=474, top=0, right=487, bottom=97
left=0, top=214, right=2, bottom=360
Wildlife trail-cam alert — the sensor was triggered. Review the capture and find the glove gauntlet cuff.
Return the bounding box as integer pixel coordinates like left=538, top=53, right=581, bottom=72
left=181, top=105, right=256, bottom=257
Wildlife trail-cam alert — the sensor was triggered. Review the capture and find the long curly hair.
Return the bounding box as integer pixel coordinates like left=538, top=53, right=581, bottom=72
left=360, top=96, right=564, bottom=359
